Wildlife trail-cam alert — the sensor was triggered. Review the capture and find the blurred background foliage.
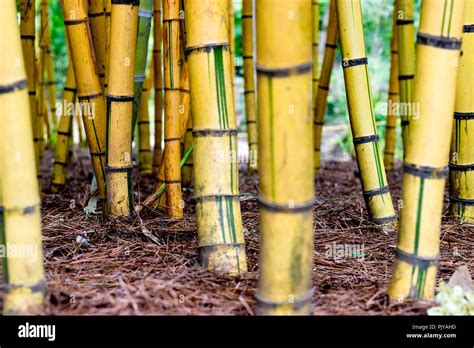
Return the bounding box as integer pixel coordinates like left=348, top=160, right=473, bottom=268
left=46, top=0, right=421, bottom=161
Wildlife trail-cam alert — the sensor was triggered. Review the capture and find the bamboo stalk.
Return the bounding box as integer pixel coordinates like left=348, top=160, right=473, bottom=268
left=87, top=0, right=107, bottom=89
left=44, top=14, right=57, bottom=131
left=62, top=0, right=108, bottom=214
left=336, top=0, right=396, bottom=231
left=163, top=0, right=183, bottom=219
left=132, top=0, right=154, bottom=135
left=51, top=62, right=76, bottom=193
left=396, top=0, right=415, bottom=152
left=313, top=0, right=338, bottom=176
left=449, top=1, right=474, bottom=225
left=104, top=0, right=112, bottom=90
left=256, top=0, right=314, bottom=315
left=184, top=0, right=247, bottom=274
left=312, top=0, right=320, bottom=119
left=242, top=0, right=257, bottom=171
left=37, top=4, right=48, bottom=169
left=389, top=0, right=465, bottom=301
left=152, top=0, right=164, bottom=176
left=228, top=0, right=236, bottom=93
left=106, top=0, right=139, bottom=217
left=138, top=63, right=154, bottom=174
left=384, top=5, right=399, bottom=171
left=19, top=0, right=40, bottom=178
left=181, top=116, right=193, bottom=186
left=0, top=0, right=45, bottom=314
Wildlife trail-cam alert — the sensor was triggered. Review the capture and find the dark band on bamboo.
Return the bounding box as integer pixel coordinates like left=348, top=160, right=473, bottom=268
left=396, top=19, right=414, bottom=25
left=318, top=85, right=329, bottom=91
left=195, top=194, right=240, bottom=203
left=342, top=57, right=368, bottom=68
left=164, top=137, right=181, bottom=142
left=3, top=280, right=46, bottom=294
left=106, top=94, right=135, bottom=102
left=163, top=180, right=181, bottom=184
left=64, top=87, right=77, bottom=93
left=259, top=196, right=315, bottom=213
left=314, top=121, right=324, bottom=126
left=246, top=120, right=257, bottom=124
left=193, top=129, right=238, bottom=137
left=243, top=55, right=253, bottom=59
left=386, top=125, right=396, bottom=129
left=385, top=150, right=395, bottom=155
left=186, top=42, right=229, bottom=54
left=138, top=120, right=149, bottom=124
left=90, top=151, right=106, bottom=157
left=105, top=165, right=134, bottom=173
left=371, top=215, right=397, bottom=224
left=454, top=112, right=474, bottom=120
left=0, top=79, right=28, bottom=95
left=255, top=289, right=313, bottom=310
left=139, top=149, right=151, bottom=152
left=256, top=61, right=313, bottom=77
left=78, top=91, right=103, bottom=101
left=396, top=248, right=439, bottom=268
left=403, top=163, right=449, bottom=179
left=353, top=134, right=379, bottom=145
left=398, top=74, right=414, bottom=81
left=363, top=185, right=390, bottom=198
left=88, top=11, right=105, bottom=17
left=449, top=163, right=474, bottom=172
left=29, top=91, right=36, bottom=95
left=242, top=15, right=252, bottom=19
left=0, top=203, right=39, bottom=215
left=401, top=120, right=409, bottom=126
left=464, top=24, right=474, bottom=33
left=417, top=32, right=462, bottom=50
left=21, top=35, right=35, bottom=40
left=450, top=197, right=474, bottom=206
left=64, top=18, right=89, bottom=26
left=389, top=92, right=398, bottom=96
left=244, top=90, right=255, bottom=95
left=326, top=43, right=337, bottom=49
left=58, top=131, right=71, bottom=136
left=111, top=0, right=140, bottom=5
left=54, top=160, right=68, bottom=167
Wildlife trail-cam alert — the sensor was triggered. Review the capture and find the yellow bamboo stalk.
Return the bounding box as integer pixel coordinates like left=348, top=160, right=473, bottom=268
left=256, top=0, right=314, bottom=315
left=76, top=109, right=85, bottom=145
left=106, top=0, right=139, bottom=217
left=0, top=0, right=45, bottom=314
left=62, top=0, right=108, bottom=213
left=336, top=0, right=396, bottom=230
left=384, top=5, right=399, bottom=171
left=104, top=0, right=112, bottom=90
left=51, top=62, right=76, bottom=193
left=163, top=0, right=183, bottom=219
left=396, top=0, right=415, bottom=151
left=19, top=0, right=40, bottom=178
left=313, top=0, right=338, bottom=175
left=138, top=63, right=154, bottom=174
left=184, top=0, right=247, bottom=274
left=242, top=0, right=257, bottom=171
left=389, top=0, right=465, bottom=301
left=449, top=2, right=474, bottom=225
left=87, top=0, right=107, bottom=89
left=37, top=5, right=48, bottom=168
left=153, top=0, right=164, bottom=176
left=312, top=0, right=319, bottom=112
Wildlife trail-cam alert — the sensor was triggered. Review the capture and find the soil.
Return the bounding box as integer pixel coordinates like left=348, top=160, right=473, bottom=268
left=0, top=149, right=472, bottom=315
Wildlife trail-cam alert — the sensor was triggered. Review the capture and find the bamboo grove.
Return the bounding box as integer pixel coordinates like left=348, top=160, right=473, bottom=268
left=0, top=0, right=472, bottom=315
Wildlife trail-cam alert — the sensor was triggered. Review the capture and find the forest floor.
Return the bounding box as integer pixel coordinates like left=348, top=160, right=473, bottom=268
left=0, top=148, right=472, bottom=315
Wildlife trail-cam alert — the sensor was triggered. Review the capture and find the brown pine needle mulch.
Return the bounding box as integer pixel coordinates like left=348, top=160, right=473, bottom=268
left=0, top=150, right=472, bottom=315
